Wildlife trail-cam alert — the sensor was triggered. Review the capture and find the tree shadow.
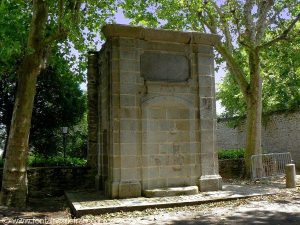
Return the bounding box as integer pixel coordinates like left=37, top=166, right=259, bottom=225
left=169, top=200, right=300, bottom=225
left=0, top=195, right=70, bottom=225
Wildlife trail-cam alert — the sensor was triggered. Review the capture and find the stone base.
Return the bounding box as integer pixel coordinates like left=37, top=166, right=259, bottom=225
left=144, top=186, right=199, bottom=198
left=105, top=181, right=120, bottom=198
left=118, top=181, right=141, bottom=198
left=199, top=175, right=222, bottom=192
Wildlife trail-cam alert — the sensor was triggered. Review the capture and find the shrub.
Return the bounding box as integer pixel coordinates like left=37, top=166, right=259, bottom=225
left=28, top=154, right=87, bottom=167
left=218, top=148, right=245, bottom=159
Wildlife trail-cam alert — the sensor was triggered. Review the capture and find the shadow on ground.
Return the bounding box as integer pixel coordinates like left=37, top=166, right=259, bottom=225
left=168, top=210, right=300, bottom=225
left=0, top=196, right=69, bottom=225
left=168, top=196, right=300, bottom=225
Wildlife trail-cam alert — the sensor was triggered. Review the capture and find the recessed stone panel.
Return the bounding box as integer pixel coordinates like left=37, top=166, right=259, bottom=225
left=141, top=52, right=189, bottom=82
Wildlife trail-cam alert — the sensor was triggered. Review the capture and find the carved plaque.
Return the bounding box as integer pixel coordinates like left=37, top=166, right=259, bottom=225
left=141, top=52, right=189, bottom=82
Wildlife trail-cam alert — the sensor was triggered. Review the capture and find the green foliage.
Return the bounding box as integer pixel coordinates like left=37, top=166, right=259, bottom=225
left=28, top=154, right=87, bottom=167
left=218, top=149, right=245, bottom=160
left=0, top=154, right=87, bottom=168
left=30, top=53, right=87, bottom=156
left=121, top=0, right=300, bottom=119
left=0, top=52, right=87, bottom=157
left=218, top=34, right=300, bottom=118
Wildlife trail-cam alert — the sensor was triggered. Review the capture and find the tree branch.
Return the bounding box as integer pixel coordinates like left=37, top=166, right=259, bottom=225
left=209, top=0, right=234, bottom=53
left=243, top=0, right=255, bottom=44
left=215, top=42, right=250, bottom=99
left=255, top=0, right=274, bottom=45
left=27, top=0, right=48, bottom=50
left=259, top=12, right=300, bottom=49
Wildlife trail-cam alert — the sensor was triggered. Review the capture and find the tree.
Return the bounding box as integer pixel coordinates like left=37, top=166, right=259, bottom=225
left=218, top=31, right=300, bottom=118
left=0, top=0, right=116, bottom=207
left=121, top=0, right=300, bottom=176
left=1, top=52, right=86, bottom=159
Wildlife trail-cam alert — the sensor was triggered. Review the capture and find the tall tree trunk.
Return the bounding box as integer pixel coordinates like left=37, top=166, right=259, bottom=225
left=1, top=64, right=39, bottom=207
left=244, top=49, right=262, bottom=177
left=1, top=0, right=48, bottom=207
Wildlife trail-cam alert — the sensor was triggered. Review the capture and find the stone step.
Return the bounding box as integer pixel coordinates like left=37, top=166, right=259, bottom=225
left=144, top=186, right=199, bottom=197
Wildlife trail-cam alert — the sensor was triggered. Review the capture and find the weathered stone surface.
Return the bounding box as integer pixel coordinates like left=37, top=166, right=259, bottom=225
left=144, top=186, right=199, bottom=197
left=141, top=52, right=189, bottom=82
left=199, top=175, right=223, bottom=192
left=119, top=181, right=141, bottom=198
left=102, top=24, right=221, bottom=46
left=89, top=24, right=222, bottom=198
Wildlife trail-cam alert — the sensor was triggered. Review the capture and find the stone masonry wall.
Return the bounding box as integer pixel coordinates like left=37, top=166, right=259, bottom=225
left=0, top=167, right=94, bottom=197
left=93, top=24, right=222, bottom=198
left=216, top=111, right=300, bottom=170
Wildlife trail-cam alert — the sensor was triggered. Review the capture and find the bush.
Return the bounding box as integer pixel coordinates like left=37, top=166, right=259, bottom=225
left=28, top=154, right=87, bottom=167
left=218, top=148, right=245, bottom=159
left=0, top=154, right=87, bottom=168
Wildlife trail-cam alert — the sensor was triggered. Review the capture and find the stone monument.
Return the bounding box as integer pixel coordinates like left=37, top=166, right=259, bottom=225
left=87, top=24, right=222, bottom=198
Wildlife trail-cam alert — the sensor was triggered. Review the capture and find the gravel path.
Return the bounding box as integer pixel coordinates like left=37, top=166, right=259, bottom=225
left=1, top=181, right=299, bottom=225
left=78, top=188, right=300, bottom=225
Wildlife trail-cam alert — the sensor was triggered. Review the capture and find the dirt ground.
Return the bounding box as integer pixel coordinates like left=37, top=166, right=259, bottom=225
left=0, top=186, right=299, bottom=225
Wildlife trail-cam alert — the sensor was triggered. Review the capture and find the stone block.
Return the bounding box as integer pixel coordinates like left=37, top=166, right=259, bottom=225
left=121, top=167, right=140, bottom=180
left=120, top=119, right=139, bottom=131
left=120, top=94, right=136, bottom=107
left=105, top=181, right=120, bottom=198
left=120, top=143, right=137, bottom=155
left=119, top=49, right=139, bottom=60
left=144, top=186, right=198, bottom=197
left=197, top=65, right=211, bottom=76
left=120, top=83, right=137, bottom=95
left=118, top=37, right=138, bottom=47
left=199, top=175, right=222, bottom=192
left=120, top=107, right=140, bottom=118
left=197, top=54, right=214, bottom=66
left=120, top=131, right=139, bottom=144
left=194, top=44, right=214, bottom=55
left=199, top=75, right=213, bottom=86
left=159, top=144, right=173, bottom=154
left=199, top=86, right=213, bottom=98
left=167, top=108, right=190, bottom=119
left=142, top=143, right=159, bottom=155
left=118, top=181, right=141, bottom=198
left=149, top=108, right=166, bottom=119
left=119, top=71, right=137, bottom=83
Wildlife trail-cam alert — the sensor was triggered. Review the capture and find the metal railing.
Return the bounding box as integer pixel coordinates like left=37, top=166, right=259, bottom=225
left=251, top=152, right=292, bottom=180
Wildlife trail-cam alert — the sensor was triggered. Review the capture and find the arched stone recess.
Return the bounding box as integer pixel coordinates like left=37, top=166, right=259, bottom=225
left=141, top=95, right=200, bottom=191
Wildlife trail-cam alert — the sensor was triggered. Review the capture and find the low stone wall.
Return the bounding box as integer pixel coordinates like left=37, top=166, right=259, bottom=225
left=219, top=159, right=245, bottom=179
left=0, top=161, right=244, bottom=197
left=0, top=167, right=95, bottom=197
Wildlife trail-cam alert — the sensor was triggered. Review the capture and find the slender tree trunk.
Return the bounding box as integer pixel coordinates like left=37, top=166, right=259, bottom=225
left=1, top=0, right=48, bottom=207
left=244, top=49, right=262, bottom=177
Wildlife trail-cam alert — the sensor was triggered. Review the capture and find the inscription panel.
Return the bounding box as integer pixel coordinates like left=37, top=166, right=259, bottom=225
left=141, top=52, right=189, bottom=82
